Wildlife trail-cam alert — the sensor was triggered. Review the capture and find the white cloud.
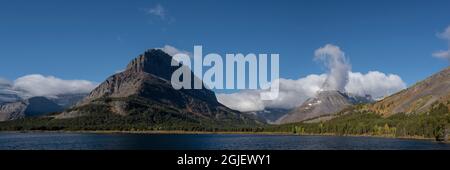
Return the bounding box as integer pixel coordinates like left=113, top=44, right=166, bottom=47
left=432, top=50, right=450, bottom=60
left=145, top=4, right=166, bottom=19
left=217, top=71, right=406, bottom=112
left=12, top=74, right=98, bottom=97
left=217, top=44, right=406, bottom=112
left=346, top=71, right=406, bottom=100
left=433, top=25, right=450, bottom=60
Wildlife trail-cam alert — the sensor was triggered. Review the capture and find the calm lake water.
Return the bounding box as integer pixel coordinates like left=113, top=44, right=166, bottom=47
left=0, top=132, right=449, bottom=150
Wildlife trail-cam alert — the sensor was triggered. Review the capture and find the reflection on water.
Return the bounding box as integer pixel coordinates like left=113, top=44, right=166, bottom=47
left=0, top=132, right=449, bottom=150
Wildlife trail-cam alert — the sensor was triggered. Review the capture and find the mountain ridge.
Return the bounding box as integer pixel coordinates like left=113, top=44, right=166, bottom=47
left=364, top=66, right=450, bottom=116
left=0, top=97, right=63, bottom=121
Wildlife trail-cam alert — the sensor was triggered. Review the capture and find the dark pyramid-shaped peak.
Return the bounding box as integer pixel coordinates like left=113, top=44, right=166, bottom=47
left=76, top=48, right=216, bottom=107
left=125, top=49, right=179, bottom=81
left=24, top=97, right=63, bottom=117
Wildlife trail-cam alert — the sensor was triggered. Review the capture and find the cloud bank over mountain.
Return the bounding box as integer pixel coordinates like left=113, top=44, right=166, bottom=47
left=217, top=44, right=407, bottom=112
left=0, top=74, right=98, bottom=98
left=1, top=44, right=406, bottom=112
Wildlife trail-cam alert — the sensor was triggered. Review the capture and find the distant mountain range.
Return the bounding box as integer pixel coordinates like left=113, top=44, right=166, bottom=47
left=0, top=49, right=448, bottom=135
left=246, top=108, right=291, bottom=124
left=0, top=97, right=63, bottom=121
left=0, top=79, right=88, bottom=121
left=276, top=91, right=374, bottom=124
left=0, top=94, right=88, bottom=121
left=0, top=77, right=88, bottom=121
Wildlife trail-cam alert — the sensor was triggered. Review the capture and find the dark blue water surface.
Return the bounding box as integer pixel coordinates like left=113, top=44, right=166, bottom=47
left=0, top=132, right=449, bottom=150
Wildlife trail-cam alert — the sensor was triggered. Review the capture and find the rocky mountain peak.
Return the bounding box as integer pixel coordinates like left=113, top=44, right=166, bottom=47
left=276, top=90, right=374, bottom=124
left=125, top=49, right=178, bottom=81
left=56, top=48, right=262, bottom=129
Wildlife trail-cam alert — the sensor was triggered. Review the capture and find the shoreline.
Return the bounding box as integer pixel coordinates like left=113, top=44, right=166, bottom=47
left=0, top=130, right=444, bottom=142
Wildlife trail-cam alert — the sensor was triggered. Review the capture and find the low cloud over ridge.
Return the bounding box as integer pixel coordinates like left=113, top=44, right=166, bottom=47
left=1, top=74, right=98, bottom=98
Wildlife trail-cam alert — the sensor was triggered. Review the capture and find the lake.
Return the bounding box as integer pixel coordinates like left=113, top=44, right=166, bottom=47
left=0, top=132, right=449, bottom=150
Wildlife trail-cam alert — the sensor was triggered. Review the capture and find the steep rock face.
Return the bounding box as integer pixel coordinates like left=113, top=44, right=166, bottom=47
left=365, top=67, right=450, bottom=116
left=76, top=49, right=217, bottom=107
left=57, top=49, right=260, bottom=127
left=0, top=97, right=63, bottom=121
left=276, top=91, right=373, bottom=124
left=0, top=101, right=27, bottom=121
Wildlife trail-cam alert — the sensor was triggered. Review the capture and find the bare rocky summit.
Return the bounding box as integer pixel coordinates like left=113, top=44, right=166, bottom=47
left=276, top=91, right=373, bottom=124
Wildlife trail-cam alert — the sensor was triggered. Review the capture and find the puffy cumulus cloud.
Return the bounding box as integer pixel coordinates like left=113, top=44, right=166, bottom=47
left=12, top=74, right=98, bottom=97
left=314, top=44, right=351, bottom=92
left=346, top=71, right=407, bottom=100
left=433, top=25, right=450, bottom=60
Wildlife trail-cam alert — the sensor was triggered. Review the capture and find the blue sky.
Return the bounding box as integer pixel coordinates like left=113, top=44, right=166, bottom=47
left=1, top=0, right=449, bottom=87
